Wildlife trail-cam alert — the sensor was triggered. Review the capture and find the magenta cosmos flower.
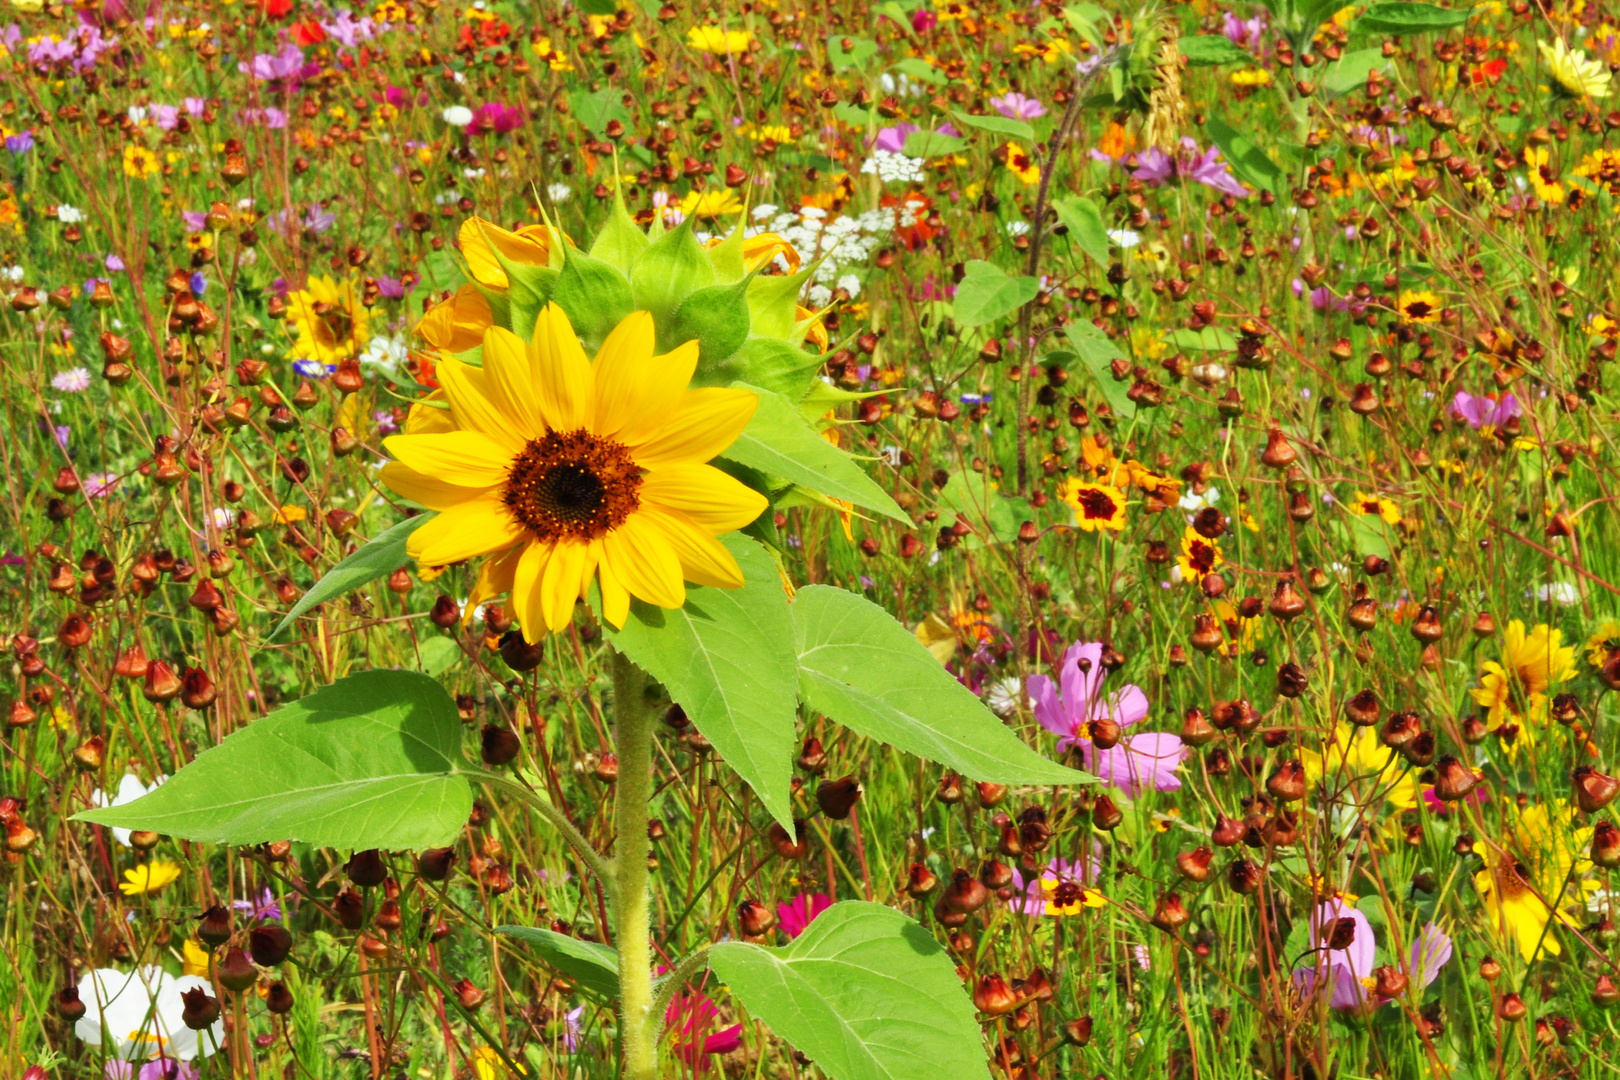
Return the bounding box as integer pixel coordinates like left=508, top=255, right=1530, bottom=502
left=1449, top=390, right=1521, bottom=430
left=1027, top=641, right=1184, bottom=796
left=776, top=892, right=832, bottom=939
left=1291, top=898, right=1452, bottom=1012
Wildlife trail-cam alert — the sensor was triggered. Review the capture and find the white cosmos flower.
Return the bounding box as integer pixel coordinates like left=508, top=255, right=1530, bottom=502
left=89, top=773, right=166, bottom=847
left=441, top=105, right=474, bottom=127
left=75, top=966, right=224, bottom=1062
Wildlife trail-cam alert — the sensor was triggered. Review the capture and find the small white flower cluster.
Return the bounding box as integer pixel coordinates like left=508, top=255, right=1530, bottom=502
left=548, top=183, right=573, bottom=203
left=752, top=205, right=896, bottom=304
left=57, top=204, right=84, bottom=224
left=359, top=334, right=410, bottom=380
left=860, top=149, right=925, bottom=184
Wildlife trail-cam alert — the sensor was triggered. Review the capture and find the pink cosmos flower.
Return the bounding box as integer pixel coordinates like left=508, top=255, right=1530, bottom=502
left=472, top=102, right=525, bottom=135
left=1131, top=137, right=1249, bottom=198
left=776, top=892, right=832, bottom=939
left=990, top=92, right=1046, bottom=120
left=1449, top=391, right=1521, bottom=430
left=1291, top=898, right=1451, bottom=1011
left=1027, top=641, right=1183, bottom=795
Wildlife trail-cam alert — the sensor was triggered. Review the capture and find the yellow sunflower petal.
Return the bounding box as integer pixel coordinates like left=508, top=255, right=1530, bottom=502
left=438, top=359, right=527, bottom=452
left=596, top=552, right=632, bottom=628
left=379, top=461, right=487, bottom=511
left=540, top=540, right=592, bottom=632
left=530, top=304, right=594, bottom=432
left=628, top=388, right=759, bottom=468
left=464, top=546, right=524, bottom=625
left=481, top=327, right=541, bottom=439
left=416, top=284, right=493, bottom=352
left=639, top=508, right=746, bottom=588
left=385, top=431, right=512, bottom=488
left=405, top=494, right=525, bottom=565
left=405, top=396, right=457, bottom=435
left=640, top=464, right=767, bottom=533
left=602, top=513, right=685, bottom=610
left=591, top=312, right=695, bottom=441
left=460, top=218, right=551, bottom=289
left=513, top=540, right=553, bottom=643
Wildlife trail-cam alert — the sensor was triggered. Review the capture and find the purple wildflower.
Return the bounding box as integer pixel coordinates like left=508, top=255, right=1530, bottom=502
left=1450, top=391, right=1521, bottom=430
left=1292, top=898, right=1452, bottom=1011
left=1029, top=640, right=1184, bottom=795
left=1131, top=137, right=1249, bottom=198
left=990, top=92, right=1046, bottom=120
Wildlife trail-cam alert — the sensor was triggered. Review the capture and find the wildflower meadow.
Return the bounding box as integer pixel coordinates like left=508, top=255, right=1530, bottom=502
left=4, top=0, right=1620, bottom=1076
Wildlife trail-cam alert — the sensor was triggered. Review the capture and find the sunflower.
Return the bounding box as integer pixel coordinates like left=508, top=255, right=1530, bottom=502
left=1061, top=480, right=1127, bottom=532
left=287, top=275, right=372, bottom=363
left=1396, top=290, right=1442, bottom=323
left=1539, top=37, right=1611, bottom=99
left=380, top=304, right=767, bottom=639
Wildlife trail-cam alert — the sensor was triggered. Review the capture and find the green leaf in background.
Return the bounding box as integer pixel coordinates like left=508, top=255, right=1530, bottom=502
left=1344, top=510, right=1394, bottom=561
left=1179, top=35, right=1254, bottom=66
left=606, top=536, right=799, bottom=831
left=832, top=102, right=874, bottom=127
left=73, top=671, right=472, bottom=849
left=1053, top=196, right=1111, bottom=269
left=1166, top=327, right=1238, bottom=351
left=1204, top=116, right=1285, bottom=195
left=950, top=109, right=1036, bottom=143
left=496, top=927, right=620, bottom=1000
left=268, top=515, right=431, bottom=641
left=413, top=635, right=463, bottom=678
left=722, top=385, right=908, bottom=522
left=1320, top=48, right=1391, bottom=99
left=889, top=57, right=946, bottom=85
left=952, top=260, right=1040, bottom=327
left=1063, top=320, right=1137, bottom=421
left=792, top=586, right=1086, bottom=785
left=1353, top=2, right=1471, bottom=34
left=710, top=901, right=992, bottom=1080
left=568, top=88, right=633, bottom=138
left=901, top=129, right=969, bottom=157
left=827, top=35, right=880, bottom=70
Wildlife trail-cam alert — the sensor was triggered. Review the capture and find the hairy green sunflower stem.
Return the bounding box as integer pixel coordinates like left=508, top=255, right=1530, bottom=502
left=610, top=646, right=659, bottom=1080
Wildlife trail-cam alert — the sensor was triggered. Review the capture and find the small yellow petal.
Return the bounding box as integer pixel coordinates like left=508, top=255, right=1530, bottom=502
left=384, top=431, right=511, bottom=488
left=629, top=388, right=759, bottom=468
left=640, top=464, right=767, bottom=533
left=530, top=304, right=594, bottom=432
left=405, top=392, right=456, bottom=435
left=639, top=508, right=746, bottom=588
left=406, top=495, right=526, bottom=565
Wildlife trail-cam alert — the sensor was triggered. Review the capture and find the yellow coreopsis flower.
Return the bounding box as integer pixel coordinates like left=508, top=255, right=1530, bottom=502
left=1061, top=480, right=1127, bottom=532
left=1396, top=289, right=1442, bottom=323
left=1176, top=526, right=1220, bottom=583
left=286, top=275, right=372, bottom=363
left=1469, top=619, right=1577, bottom=726
left=123, top=144, right=161, bottom=178
left=380, top=305, right=767, bottom=639
left=1585, top=619, right=1620, bottom=668
left=1539, top=37, right=1611, bottom=98
left=1474, top=801, right=1593, bottom=961
left=1042, top=877, right=1106, bottom=916
left=687, top=25, right=750, bottom=54
left=1002, top=142, right=1042, bottom=185
left=1524, top=146, right=1566, bottom=204
left=121, top=860, right=182, bottom=896
left=1348, top=490, right=1401, bottom=526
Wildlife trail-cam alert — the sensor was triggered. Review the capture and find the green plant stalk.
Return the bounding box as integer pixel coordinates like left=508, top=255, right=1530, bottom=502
left=611, top=646, right=659, bottom=1080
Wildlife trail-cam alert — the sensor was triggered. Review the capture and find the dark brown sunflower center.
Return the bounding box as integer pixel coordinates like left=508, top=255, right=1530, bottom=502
left=504, top=430, right=642, bottom=541
left=1076, top=488, right=1118, bottom=520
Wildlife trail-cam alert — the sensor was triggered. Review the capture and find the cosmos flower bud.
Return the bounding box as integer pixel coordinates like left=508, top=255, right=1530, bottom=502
left=430, top=595, right=461, bottom=628
left=59, top=613, right=93, bottom=649
left=1410, top=604, right=1443, bottom=644
left=1497, top=992, right=1527, bottom=1022
left=143, top=660, right=182, bottom=702
left=181, top=986, right=221, bottom=1030
left=944, top=868, right=989, bottom=914
left=1432, top=756, right=1477, bottom=802
left=1403, top=731, right=1437, bottom=767
left=1380, top=711, right=1421, bottom=750
left=73, top=735, right=105, bottom=771
left=816, top=776, right=864, bottom=820
left=1325, top=916, right=1357, bottom=951
left=56, top=985, right=86, bottom=1021
left=1151, top=893, right=1190, bottom=932
left=737, top=899, right=777, bottom=937
left=1344, top=688, right=1380, bottom=727
left=1226, top=858, right=1264, bottom=894
left=973, top=973, right=1020, bottom=1015
left=976, top=781, right=1008, bottom=808
left=374, top=899, right=404, bottom=931
left=768, top=820, right=808, bottom=860
left=1091, top=794, right=1123, bottom=830
left=979, top=860, right=1013, bottom=890
left=1190, top=614, right=1224, bottom=653
left=1593, top=975, right=1620, bottom=1007
left=1088, top=716, right=1121, bottom=749
left=1211, top=814, right=1244, bottom=848
left=1260, top=428, right=1297, bottom=469
left=454, top=978, right=486, bottom=1011
left=1176, top=846, right=1213, bottom=882
left=906, top=863, right=938, bottom=897
left=1267, top=579, right=1307, bottom=621
left=481, top=725, right=521, bottom=766
left=1479, top=956, right=1502, bottom=981
left=933, top=895, right=967, bottom=928
left=249, top=925, right=293, bottom=967
left=418, top=847, right=457, bottom=881
left=180, top=667, right=217, bottom=710
left=197, top=904, right=233, bottom=947
left=1180, top=707, right=1216, bottom=746
left=1593, top=822, right=1620, bottom=868
left=266, top=982, right=295, bottom=1015
left=1063, top=1016, right=1094, bottom=1046
left=216, top=947, right=258, bottom=992
left=996, top=822, right=1023, bottom=858
left=1573, top=765, right=1620, bottom=813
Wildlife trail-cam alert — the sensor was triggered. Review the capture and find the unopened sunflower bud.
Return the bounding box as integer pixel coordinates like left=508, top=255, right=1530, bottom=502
left=737, top=899, right=777, bottom=937
left=197, top=905, right=233, bottom=947
left=768, top=820, right=807, bottom=859
left=418, top=846, right=457, bottom=881
left=216, top=947, right=258, bottom=992
left=181, top=986, right=220, bottom=1029
left=796, top=737, right=829, bottom=775
left=481, top=725, right=521, bottom=766
left=973, top=973, right=1020, bottom=1015
left=906, top=863, right=938, bottom=896
left=345, top=849, right=388, bottom=888
left=249, top=925, right=293, bottom=967
left=816, top=776, right=863, bottom=820
left=944, top=868, right=989, bottom=914
left=57, top=985, right=86, bottom=1021
left=1574, top=765, right=1620, bottom=813
left=1433, top=756, right=1477, bottom=802
left=1151, top=893, right=1191, bottom=932
left=266, top=981, right=295, bottom=1015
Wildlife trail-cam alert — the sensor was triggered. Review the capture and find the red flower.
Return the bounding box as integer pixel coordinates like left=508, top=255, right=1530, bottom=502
left=258, top=0, right=292, bottom=19
left=1469, top=58, right=1506, bottom=85
left=292, top=18, right=325, bottom=45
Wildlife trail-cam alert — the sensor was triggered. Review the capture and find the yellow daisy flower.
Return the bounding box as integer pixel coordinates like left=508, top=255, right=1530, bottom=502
left=679, top=188, right=744, bottom=220
left=1584, top=619, right=1620, bottom=668
left=286, top=275, right=372, bottom=363
left=1469, top=619, right=1577, bottom=727
left=1348, top=490, right=1401, bottom=526
left=1396, top=289, right=1442, bottom=323
left=123, top=144, right=161, bottom=178
left=1474, top=801, right=1593, bottom=961
left=687, top=25, right=750, bottom=54
left=1539, top=37, right=1611, bottom=99
left=1524, top=146, right=1565, bottom=204
left=120, top=860, right=182, bottom=896
left=380, top=305, right=767, bottom=639
left=1060, top=480, right=1127, bottom=532
left=1002, top=142, right=1042, bottom=185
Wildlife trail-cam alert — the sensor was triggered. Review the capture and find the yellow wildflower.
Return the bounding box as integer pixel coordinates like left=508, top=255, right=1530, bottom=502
left=121, top=860, right=182, bottom=896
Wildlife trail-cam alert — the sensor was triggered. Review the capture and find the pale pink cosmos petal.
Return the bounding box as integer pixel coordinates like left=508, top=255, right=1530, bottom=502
left=1025, top=673, right=1070, bottom=742
left=1081, top=732, right=1184, bottom=796
left=1057, top=641, right=1105, bottom=721
left=1101, top=684, right=1150, bottom=729
left=1407, top=922, right=1453, bottom=989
